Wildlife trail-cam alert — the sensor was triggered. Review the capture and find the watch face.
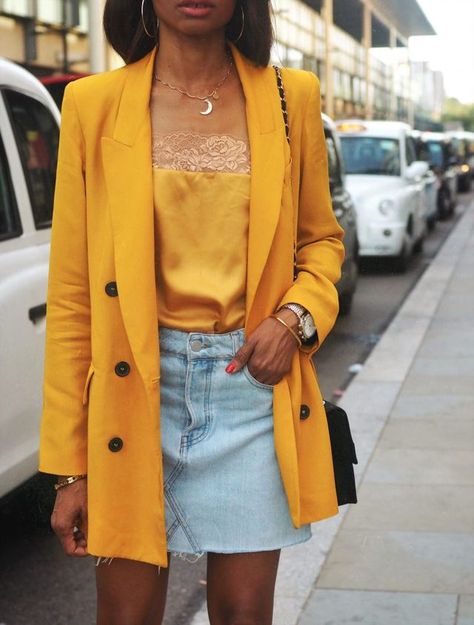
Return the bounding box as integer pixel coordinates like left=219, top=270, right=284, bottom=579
left=302, top=315, right=316, bottom=338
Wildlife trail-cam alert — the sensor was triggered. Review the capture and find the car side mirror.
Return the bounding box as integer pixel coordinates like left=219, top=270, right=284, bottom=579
left=405, top=161, right=429, bottom=181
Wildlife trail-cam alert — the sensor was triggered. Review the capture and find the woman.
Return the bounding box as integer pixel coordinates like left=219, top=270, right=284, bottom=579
left=39, top=0, right=345, bottom=623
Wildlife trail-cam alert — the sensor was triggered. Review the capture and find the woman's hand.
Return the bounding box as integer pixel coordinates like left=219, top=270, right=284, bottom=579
left=51, top=478, right=89, bottom=557
left=226, top=309, right=300, bottom=386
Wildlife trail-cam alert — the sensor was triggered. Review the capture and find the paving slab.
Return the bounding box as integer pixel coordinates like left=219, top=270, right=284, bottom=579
left=416, top=327, right=474, bottom=359
left=299, top=589, right=458, bottom=625
left=457, top=595, right=474, bottom=625
left=391, top=394, right=474, bottom=419
left=436, top=294, right=474, bottom=319
left=379, top=417, right=474, bottom=450
left=337, top=381, right=401, bottom=417
left=272, top=597, right=304, bottom=625
left=317, top=530, right=474, bottom=593
left=364, top=448, right=474, bottom=485
left=355, top=316, right=431, bottom=384
left=402, top=373, right=474, bottom=396
left=341, top=483, right=474, bottom=533
left=274, top=515, right=347, bottom=600
left=410, top=357, right=474, bottom=377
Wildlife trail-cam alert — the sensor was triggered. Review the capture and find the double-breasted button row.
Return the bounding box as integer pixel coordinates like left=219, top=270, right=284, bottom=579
left=108, top=437, right=123, bottom=452
left=105, top=281, right=125, bottom=453
left=300, top=404, right=311, bottom=420
left=105, top=281, right=118, bottom=297
left=115, top=361, right=130, bottom=377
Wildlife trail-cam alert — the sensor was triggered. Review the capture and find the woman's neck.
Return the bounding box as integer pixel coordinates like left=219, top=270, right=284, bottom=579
left=154, top=28, right=231, bottom=92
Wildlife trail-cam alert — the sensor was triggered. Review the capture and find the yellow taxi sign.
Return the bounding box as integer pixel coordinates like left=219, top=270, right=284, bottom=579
left=336, top=122, right=367, bottom=133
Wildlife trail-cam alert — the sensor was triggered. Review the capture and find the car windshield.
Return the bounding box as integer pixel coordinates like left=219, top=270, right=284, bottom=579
left=340, top=136, right=401, bottom=176
left=425, top=141, right=444, bottom=168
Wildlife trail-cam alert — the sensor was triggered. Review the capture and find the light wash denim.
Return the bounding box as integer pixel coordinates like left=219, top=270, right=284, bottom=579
left=95, top=327, right=311, bottom=567
left=159, top=327, right=311, bottom=559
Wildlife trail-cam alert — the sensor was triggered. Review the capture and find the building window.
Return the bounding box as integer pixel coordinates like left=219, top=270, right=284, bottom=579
left=3, top=90, right=59, bottom=229
left=36, top=0, right=62, bottom=24
left=286, top=47, right=304, bottom=68
left=0, top=0, right=33, bottom=17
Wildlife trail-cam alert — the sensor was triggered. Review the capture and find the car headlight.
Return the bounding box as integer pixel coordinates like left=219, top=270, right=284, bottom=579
left=379, top=199, right=395, bottom=216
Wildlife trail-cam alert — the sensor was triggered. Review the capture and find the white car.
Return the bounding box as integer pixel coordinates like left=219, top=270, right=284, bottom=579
left=0, top=58, right=59, bottom=497
left=337, top=120, right=429, bottom=271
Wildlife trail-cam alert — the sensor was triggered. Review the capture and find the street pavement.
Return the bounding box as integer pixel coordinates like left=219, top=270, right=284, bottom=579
left=191, top=198, right=474, bottom=625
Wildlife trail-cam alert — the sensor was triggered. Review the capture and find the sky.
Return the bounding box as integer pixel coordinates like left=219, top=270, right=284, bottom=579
left=409, top=0, right=474, bottom=103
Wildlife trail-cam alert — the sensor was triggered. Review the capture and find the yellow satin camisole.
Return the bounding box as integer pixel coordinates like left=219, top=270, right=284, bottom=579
left=153, top=168, right=250, bottom=333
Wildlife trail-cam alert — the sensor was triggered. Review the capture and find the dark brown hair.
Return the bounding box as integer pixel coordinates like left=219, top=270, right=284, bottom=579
left=103, top=0, right=274, bottom=67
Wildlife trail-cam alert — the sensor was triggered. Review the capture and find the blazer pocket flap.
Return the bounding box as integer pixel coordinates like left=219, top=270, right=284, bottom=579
left=82, top=363, right=95, bottom=406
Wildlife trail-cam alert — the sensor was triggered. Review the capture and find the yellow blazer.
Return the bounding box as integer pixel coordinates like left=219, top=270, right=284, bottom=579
left=39, top=44, right=345, bottom=566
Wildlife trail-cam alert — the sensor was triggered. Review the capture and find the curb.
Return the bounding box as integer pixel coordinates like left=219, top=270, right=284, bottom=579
left=189, top=202, right=474, bottom=625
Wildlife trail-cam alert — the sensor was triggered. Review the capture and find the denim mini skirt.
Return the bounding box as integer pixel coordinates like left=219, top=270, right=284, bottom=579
left=158, top=326, right=312, bottom=559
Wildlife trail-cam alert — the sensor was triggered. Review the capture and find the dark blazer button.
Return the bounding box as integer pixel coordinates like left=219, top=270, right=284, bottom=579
left=300, top=404, right=311, bottom=420
left=105, top=281, right=118, bottom=297
left=108, top=437, right=123, bottom=452
left=115, top=361, right=130, bottom=377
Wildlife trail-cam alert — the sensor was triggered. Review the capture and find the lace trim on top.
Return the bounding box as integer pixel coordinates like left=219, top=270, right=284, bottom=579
left=152, top=131, right=250, bottom=174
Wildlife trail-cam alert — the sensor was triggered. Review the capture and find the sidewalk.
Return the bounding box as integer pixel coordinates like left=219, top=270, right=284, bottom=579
left=297, top=200, right=474, bottom=624
left=190, top=200, right=474, bottom=625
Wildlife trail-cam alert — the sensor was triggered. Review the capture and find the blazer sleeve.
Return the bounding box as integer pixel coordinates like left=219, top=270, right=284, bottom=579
left=39, top=83, right=91, bottom=476
left=278, top=73, right=345, bottom=355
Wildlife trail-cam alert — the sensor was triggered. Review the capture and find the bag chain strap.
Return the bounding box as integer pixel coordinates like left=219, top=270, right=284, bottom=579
left=273, top=65, right=297, bottom=280
left=274, top=65, right=290, bottom=146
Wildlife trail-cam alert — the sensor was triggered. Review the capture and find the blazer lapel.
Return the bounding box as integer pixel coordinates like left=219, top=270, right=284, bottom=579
left=230, top=45, right=287, bottom=325
left=101, top=46, right=287, bottom=384
left=102, top=49, right=159, bottom=387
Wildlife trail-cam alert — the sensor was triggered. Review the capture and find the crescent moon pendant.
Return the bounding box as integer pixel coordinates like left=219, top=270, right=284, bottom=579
left=200, top=98, right=213, bottom=116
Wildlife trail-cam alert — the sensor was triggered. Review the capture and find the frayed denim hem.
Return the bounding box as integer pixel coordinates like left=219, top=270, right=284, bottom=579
left=95, top=557, right=114, bottom=567
left=170, top=550, right=205, bottom=564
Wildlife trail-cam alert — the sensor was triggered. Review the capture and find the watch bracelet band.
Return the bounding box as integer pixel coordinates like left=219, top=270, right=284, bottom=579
left=278, top=303, right=314, bottom=340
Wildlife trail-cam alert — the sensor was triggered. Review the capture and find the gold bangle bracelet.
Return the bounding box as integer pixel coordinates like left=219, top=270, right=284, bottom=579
left=54, top=475, right=87, bottom=491
left=271, top=314, right=302, bottom=347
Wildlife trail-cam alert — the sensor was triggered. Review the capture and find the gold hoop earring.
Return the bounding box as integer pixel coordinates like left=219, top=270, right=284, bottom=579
left=141, top=0, right=154, bottom=38
left=233, top=4, right=245, bottom=43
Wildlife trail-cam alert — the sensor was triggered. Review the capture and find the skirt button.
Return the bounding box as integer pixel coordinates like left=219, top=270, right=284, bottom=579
left=190, top=340, right=202, bottom=352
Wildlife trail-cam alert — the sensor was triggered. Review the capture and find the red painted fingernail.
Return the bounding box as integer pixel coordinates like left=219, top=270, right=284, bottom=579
left=226, top=363, right=236, bottom=374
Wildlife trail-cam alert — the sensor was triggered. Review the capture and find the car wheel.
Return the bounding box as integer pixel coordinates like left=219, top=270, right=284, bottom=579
left=339, top=290, right=354, bottom=316
left=393, top=242, right=409, bottom=273
left=458, top=175, right=472, bottom=193
left=437, top=188, right=451, bottom=220
left=427, top=214, right=436, bottom=232
left=413, top=235, right=424, bottom=254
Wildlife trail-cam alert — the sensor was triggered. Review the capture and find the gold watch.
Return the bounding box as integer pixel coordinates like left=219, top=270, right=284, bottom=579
left=279, top=303, right=316, bottom=341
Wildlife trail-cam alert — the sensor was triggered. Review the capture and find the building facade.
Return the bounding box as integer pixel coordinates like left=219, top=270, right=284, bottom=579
left=0, top=0, right=442, bottom=127
left=0, top=0, right=90, bottom=74
left=271, top=0, right=439, bottom=126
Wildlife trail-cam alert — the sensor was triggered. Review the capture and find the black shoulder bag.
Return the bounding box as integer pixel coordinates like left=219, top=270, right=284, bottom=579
left=274, top=66, right=358, bottom=506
